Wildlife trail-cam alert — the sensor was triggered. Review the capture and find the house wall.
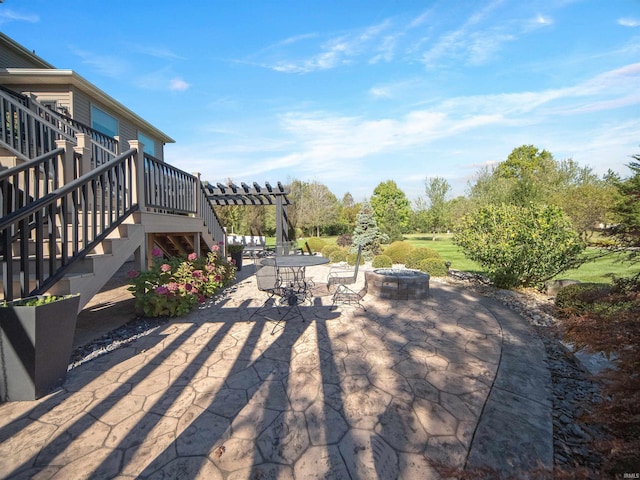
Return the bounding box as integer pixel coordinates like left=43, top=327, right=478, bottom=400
left=3, top=83, right=164, bottom=161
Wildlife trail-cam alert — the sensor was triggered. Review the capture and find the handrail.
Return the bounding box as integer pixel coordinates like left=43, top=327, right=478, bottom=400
left=59, top=113, right=119, bottom=153
left=0, top=147, right=65, bottom=220
left=143, top=153, right=226, bottom=249
left=0, top=85, right=29, bottom=105
left=198, top=181, right=227, bottom=254
left=0, top=88, right=118, bottom=167
left=1, top=149, right=138, bottom=301
left=143, top=154, right=196, bottom=214
left=0, top=89, right=76, bottom=159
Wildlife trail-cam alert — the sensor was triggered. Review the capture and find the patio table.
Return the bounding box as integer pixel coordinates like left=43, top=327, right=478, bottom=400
left=261, top=256, right=329, bottom=296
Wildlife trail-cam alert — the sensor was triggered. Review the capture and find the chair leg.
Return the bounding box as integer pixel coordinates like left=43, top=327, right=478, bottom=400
left=249, top=294, right=281, bottom=320
left=269, top=298, right=305, bottom=335
left=332, top=285, right=366, bottom=311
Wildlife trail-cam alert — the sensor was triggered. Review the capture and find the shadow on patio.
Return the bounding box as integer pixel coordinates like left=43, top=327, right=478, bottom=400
left=0, top=266, right=552, bottom=479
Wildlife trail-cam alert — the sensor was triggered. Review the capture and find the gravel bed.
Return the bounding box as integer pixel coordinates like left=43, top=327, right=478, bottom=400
left=68, top=285, right=239, bottom=369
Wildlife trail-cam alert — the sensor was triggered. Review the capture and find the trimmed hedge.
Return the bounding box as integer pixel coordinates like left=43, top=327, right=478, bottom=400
left=417, top=258, right=448, bottom=276
left=321, top=244, right=342, bottom=258
left=404, top=247, right=441, bottom=269
left=372, top=255, right=393, bottom=268
left=347, top=252, right=365, bottom=266
left=329, top=248, right=348, bottom=263
left=307, top=237, right=327, bottom=252
left=383, top=241, right=414, bottom=264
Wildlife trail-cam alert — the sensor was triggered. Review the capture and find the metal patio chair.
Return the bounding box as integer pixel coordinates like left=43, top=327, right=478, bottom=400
left=250, top=256, right=305, bottom=334
left=327, top=245, right=366, bottom=310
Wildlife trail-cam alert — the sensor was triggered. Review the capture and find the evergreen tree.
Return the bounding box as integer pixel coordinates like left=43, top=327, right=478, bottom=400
left=351, top=201, right=388, bottom=260
left=608, top=156, right=640, bottom=262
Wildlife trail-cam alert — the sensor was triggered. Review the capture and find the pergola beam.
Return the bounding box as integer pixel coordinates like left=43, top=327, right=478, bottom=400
left=205, top=181, right=292, bottom=244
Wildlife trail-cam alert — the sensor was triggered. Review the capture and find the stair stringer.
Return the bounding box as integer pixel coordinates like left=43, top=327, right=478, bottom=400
left=47, top=223, right=145, bottom=313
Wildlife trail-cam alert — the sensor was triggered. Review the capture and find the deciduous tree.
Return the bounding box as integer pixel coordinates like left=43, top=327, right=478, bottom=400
left=370, top=180, right=411, bottom=237
left=454, top=203, right=586, bottom=289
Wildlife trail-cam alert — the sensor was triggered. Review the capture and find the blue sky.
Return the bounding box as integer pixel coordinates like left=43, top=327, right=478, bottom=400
left=2, top=0, right=639, bottom=202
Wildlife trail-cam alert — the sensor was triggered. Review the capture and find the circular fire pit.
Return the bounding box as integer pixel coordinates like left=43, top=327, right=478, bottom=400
left=365, top=269, right=430, bottom=300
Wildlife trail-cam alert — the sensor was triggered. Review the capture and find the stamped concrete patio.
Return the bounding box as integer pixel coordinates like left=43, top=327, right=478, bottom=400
left=0, top=263, right=553, bottom=479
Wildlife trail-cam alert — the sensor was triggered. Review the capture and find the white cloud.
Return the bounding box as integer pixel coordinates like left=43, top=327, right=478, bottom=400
left=618, top=17, right=640, bottom=27
left=534, top=14, right=553, bottom=26
left=169, top=78, right=190, bottom=91
left=368, top=86, right=392, bottom=99
left=257, top=20, right=397, bottom=73
left=70, top=47, right=128, bottom=78
left=0, top=9, right=39, bottom=23
left=129, top=43, right=185, bottom=60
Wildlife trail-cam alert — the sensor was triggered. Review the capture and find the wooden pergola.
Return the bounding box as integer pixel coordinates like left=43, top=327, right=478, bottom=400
left=205, top=181, right=293, bottom=246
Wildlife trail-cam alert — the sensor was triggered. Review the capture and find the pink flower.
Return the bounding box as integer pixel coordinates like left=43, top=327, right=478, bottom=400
left=214, top=274, right=222, bottom=282
left=193, top=270, right=203, bottom=278
left=211, top=244, right=220, bottom=251
left=166, top=282, right=179, bottom=291
left=197, top=294, right=206, bottom=303
left=155, top=286, right=169, bottom=295
left=152, top=247, right=163, bottom=257
left=188, top=252, right=197, bottom=261
left=127, top=270, right=139, bottom=278
left=185, top=283, right=193, bottom=291
left=206, top=264, right=215, bottom=272
left=161, top=264, right=171, bottom=273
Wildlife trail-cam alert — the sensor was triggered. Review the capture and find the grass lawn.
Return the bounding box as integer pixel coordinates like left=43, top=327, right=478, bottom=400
left=403, top=233, right=639, bottom=284
left=273, top=234, right=638, bottom=284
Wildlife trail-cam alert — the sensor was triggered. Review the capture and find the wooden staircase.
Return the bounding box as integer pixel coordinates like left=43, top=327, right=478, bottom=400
left=3, top=222, right=144, bottom=307
left=0, top=89, right=227, bottom=312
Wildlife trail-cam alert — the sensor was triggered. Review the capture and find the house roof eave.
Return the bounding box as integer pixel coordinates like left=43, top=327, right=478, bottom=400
left=0, top=68, right=175, bottom=144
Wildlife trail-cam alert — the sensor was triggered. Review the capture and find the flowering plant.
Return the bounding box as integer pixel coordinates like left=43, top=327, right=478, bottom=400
left=127, top=247, right=236, bottom=317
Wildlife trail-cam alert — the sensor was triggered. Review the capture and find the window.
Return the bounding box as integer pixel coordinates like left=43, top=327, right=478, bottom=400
left=138, top=132, right=155, bottom=157
left=91, top=105, right=118, bottom=137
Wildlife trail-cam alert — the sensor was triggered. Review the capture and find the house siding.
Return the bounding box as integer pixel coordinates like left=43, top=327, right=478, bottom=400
left=0, top=47, right=47, bottom=69
left=72, top=88, right=91, bottom=124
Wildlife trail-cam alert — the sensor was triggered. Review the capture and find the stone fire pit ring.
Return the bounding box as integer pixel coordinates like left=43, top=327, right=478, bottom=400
left=365, top=268, right=430, bottom=300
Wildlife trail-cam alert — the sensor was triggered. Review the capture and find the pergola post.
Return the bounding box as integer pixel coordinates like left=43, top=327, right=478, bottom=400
left=276, top=195, right=288, bottom=246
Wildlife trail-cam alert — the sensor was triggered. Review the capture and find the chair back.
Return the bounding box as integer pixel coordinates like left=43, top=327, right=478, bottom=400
left=352, top=245, right=363, bottom=278
left=255, top=258, right=279, bottom=291
left=276, top=241, right=299, bottom=255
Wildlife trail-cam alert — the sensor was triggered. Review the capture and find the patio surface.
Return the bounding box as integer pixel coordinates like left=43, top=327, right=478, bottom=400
left=0, top=262, right=553, bottom=479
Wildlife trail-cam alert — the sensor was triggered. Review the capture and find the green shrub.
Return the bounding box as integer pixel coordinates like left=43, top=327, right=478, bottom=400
left=372, top=255, right=393, bottom=268
left=347, top=252, right=365, bottom=266
left=329, top=248, right=348, bottom=263
left=307, top=237, right=327, bottom=252
left=383, top=241, right=414, bottom=264
left=454, top=203, right=586, bottom=289
left=554, top=283, right=614, bottom=316
left=321, top=244, right=342, bottom=258
left=404, top=247, right=441, bottom=269
left=417, top=258, right=448, bottom=276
